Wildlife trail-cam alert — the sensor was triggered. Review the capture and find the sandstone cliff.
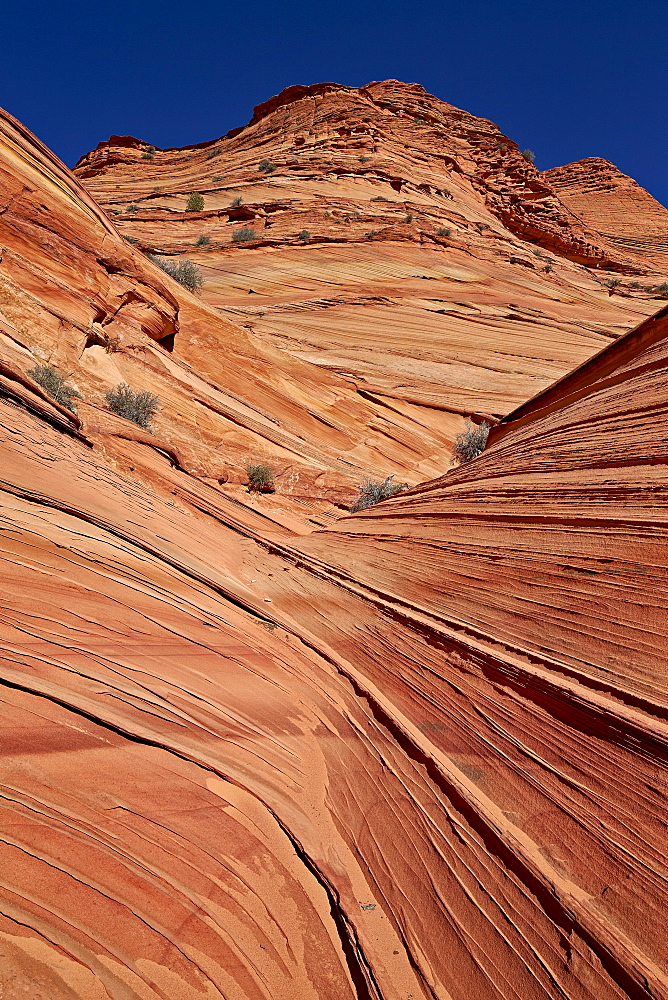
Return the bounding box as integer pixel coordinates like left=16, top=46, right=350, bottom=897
left=76, top=81, right=668, bottom=421
left=1, top=87, right=667, bottom=1000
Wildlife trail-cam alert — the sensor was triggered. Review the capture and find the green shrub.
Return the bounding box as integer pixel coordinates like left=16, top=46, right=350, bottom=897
left=297, top=230, right=310, bottom=241
left=371, top=196, right=389, bottom=202
left=246, top=464, right=275, bottom=492
left=105, top=383, right=159, bottom=431
left=186, top=192, right=205, bottom=212
left=521, top=149, right=536, bottom=164
left=195, top=235, right=210, bottom=247
left=258, top=160, right=276, bottom=173
left=230, top=196, right=243, bottom=207
left=28, top=364, right=81, bottom=412
left=206, top=147, right=220, bottom=159
left=148, top=255, right=203, bottom=293
left=437, top=227, right=451, bottom=238
left=453, top=420, right=490, bottom=464
left=232, top=227, right=256, bottom=242
left=350, top=475, right=408, bottom=512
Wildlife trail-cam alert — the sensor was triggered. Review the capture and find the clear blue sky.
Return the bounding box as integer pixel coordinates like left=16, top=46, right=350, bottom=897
left=3, top=0, right=667, bottom=205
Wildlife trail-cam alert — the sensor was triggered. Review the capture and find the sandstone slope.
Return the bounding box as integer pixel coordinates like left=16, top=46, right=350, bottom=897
left=76, top=80, right=668, bottom=418
left=0, top=92, right=667, bottom=1000
left=0, top=103, right=460, bottom=523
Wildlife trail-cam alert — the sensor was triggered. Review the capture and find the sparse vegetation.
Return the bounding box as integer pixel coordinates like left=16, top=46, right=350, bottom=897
left=28, top=364, right=81, bottom=412
left=246, top=464, right=275, bottom=492
left=297, top=230, right=310, bottom=241
left=195, top=235, right=211, bottom=246
left=232, top=227, right=256, bottom=242
left=521, top=149, right=536, bottom=164
left=258, top=160, right=276, bottom=173
left=350, top=475, right=408, bottom=512
left=655, top=282, right=668, bottom=297
left=371, top=196, right=390, bottom=202
left=230, top=196, right=243, bottom=207
left=206, top=147, right=220, bottom=159
left=127, top=203, right=139, bottom=212
left=475, top=222, right=490, bottom=233
left=605, top=278, right=621, bottom=291
left=629, top=281, right=642, bottom=289
left=544, top=263, right=553, bottom=273
left=148, top=255, right=204, bottom=293
left=437, top=227, right=451, bottom=238
left=358, top=155, right=371, bottom=162
left=186, top=192, right=205, bottom=212
left=405, top=214, right=414, bottom=223
left=366, top=230, right=378, bottom=237
left=105, top=383, right=160, bottom=431
left=142, top=145, right=156, bottom=160
left=121, top=234, right=137, bottom=243
left=453, top=420, right=490, bottom=464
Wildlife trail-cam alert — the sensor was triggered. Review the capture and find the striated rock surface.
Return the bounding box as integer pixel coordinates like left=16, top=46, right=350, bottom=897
left=1, top=91, right=667, bottom=1000
left=0, top=104, right=463, bottom=519
left=76, top=80, right=668, bottom=419
left=546, top=158, right=668, bottom=271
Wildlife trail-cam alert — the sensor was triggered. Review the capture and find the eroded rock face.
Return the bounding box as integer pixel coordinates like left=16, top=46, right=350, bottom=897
left=0, top=104, right=463, bottom=516
left=1, top=91, right=668, bottom=1000
left=76, top=80, right=668, bottom=419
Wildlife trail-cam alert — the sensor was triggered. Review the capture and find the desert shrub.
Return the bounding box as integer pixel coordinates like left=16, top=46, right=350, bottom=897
left=655, top=282, right=668, bottom=297
left=195, top=235, right=210, bottom=247
left=232, top=226, right=256, bottom=242
left=453, top=420, right=490, bottom=464
left=442, top=188, right=453, bottom=199
left=105, top=383, right=159, bottom=431
left=405, top=214, right=414, bottom=223
left=246, top=464, right=275, bottom=492
left=142, top=145, right=155, bottom=159
left=629, top=281, right=641, bottom=289
left=521, top=149, right=536, bottom=164
left=297, top=230, right=310, bottom=241
left=366, top=230, right=378, bottom=237
left=605, top=278, right=621, bottom=290
left=213, top=175, right=223, bottom=182
left=230, top=196, right=243, bottom=206
left=437, top=227, right=451, bottom=238
left=148, top=255, right=203, bottom=293
left=206, top=147, right=220, bottom=159
left=127, top=203, right=139, bottom=212
left=358, top=155, right=371, bottom=162
left=28, top=364, right=81, bottom=412
left=350, top=474, right=408, bottom=512
left=121, top=234, right=137, bottom=243
left=544, top=262, right=553, bottom=273
left=186, top=192, right=204, bottom=212
left=258, top=160, right=276, bottom=173
left=371, top=196, right=389, bottom=202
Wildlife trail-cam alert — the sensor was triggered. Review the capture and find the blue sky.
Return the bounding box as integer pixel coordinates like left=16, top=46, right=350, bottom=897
left=3, top=0, right=667, bottom=205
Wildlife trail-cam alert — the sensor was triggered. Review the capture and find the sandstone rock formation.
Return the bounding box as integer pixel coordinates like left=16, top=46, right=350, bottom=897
left=76, top=81, right=668, bottom=421
left=1, top=87, right=667, bottom=1000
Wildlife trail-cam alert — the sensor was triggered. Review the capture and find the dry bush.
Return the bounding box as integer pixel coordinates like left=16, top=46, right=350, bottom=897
left=453, top=420, right=490, bottom=464
left=105, top=383, right=159, bottom=431
left=246, top=464, right=275, bottom=492
left=28, top=364, right=81, bottom=412
left=350, top=474, right=408, bottom=512
left=148, top=255, right=203, bottom=293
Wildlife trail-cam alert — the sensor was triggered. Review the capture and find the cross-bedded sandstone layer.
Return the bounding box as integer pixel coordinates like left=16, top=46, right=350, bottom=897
left=76, top=81, right=668, bottom=420
left=1, top=90, right=667, bottom=1000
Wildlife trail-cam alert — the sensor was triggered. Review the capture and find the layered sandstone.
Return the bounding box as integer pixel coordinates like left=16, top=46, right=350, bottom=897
left=1, top=88, right=667, bottom=1000
left=76, top=81, right=668, bottom=419
left=546, top=158, right=668, bottom=271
